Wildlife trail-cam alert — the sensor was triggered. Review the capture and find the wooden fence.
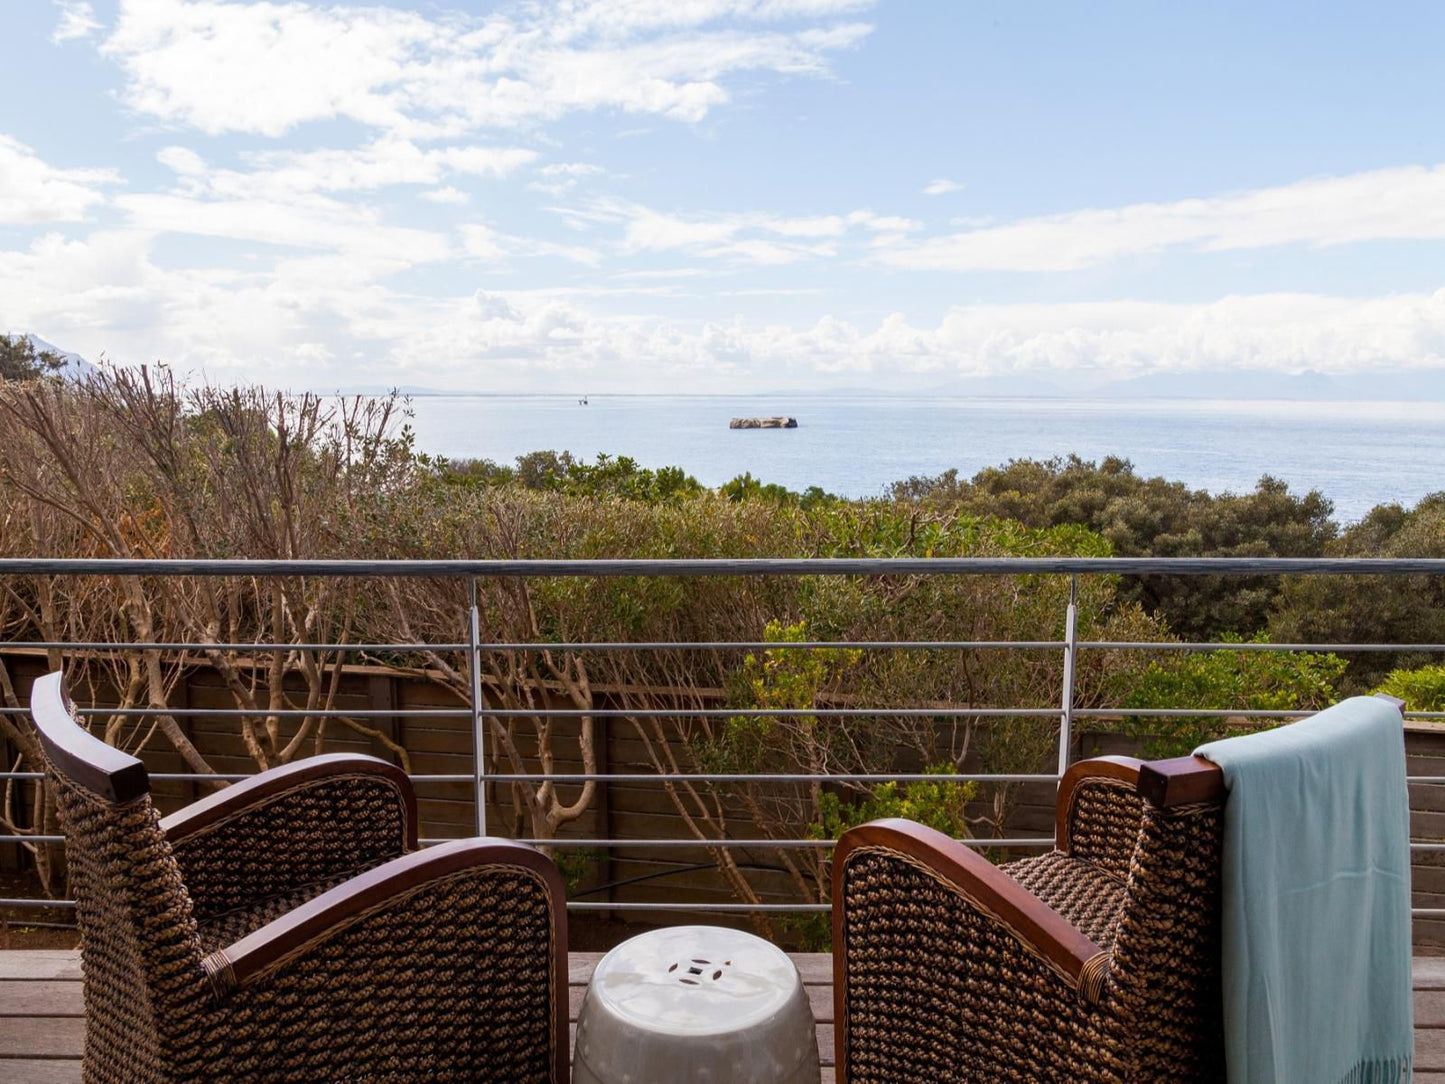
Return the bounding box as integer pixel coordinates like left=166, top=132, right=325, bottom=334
left=4, top=650, right=1443, bottom=944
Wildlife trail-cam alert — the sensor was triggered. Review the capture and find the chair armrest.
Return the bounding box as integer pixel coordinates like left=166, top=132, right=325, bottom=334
left=1136, top=755, right=1225, bottom=808
left=161, top=754, right=417, bottom=918
left=203, top=838, right=569, bottom=1084
left=834, top=819, right=1107, bottom=997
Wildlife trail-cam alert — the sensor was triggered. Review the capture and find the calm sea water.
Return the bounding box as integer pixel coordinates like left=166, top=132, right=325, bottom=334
left=404, top=395, right=1445, bottom=525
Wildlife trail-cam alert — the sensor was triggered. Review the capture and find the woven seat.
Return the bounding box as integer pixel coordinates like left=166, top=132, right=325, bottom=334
left=194, top=869, right=362, bottom=952
left=28, top=670, right=569, bottom=1083
left=833, top=754, right=1227, bottom=1083
left=1002, top=850, right=1128, bottom=950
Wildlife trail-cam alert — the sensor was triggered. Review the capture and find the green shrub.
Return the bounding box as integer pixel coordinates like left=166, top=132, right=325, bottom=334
left=1115, top=634, right=1347, bottom=757
left=1374, top=665, right=1445, bottom=712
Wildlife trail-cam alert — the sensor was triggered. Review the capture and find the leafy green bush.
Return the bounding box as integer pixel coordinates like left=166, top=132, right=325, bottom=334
left=1374, top=665, right=1445, bottom=712
left=1271, top=494, right=1445, bottom=690
left=788, top=765, right=977, bottom=950
left=892, top=454, right=1337, bottom=640
left=1115, top=634, right=1347, bottom=757
left=813, top=767, right=976, bottom=842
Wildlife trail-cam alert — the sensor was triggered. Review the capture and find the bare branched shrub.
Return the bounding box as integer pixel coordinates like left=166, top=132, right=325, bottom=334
left=0, top=371, right=1171, bottom=917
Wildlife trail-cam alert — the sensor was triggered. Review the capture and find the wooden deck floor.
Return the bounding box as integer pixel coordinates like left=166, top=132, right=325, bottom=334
left=3, top=950, right=1443, bottom=1082
left=0, top=949, right=834, bottom=1083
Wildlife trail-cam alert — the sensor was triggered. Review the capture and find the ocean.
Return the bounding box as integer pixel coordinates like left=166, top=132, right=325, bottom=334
left=403, top=394, right=1445, bottom=525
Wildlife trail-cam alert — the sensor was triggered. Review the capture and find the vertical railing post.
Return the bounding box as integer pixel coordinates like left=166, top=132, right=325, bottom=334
left=468, top=577, right=487, bottom=836
left=1056, top=576, right=1079, bottom=779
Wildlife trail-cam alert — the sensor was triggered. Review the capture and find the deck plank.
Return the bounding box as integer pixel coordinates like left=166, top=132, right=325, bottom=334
left=0, top=1060, right=81, bottom=1083
left=3, top=948, right=1435, bottom=1077
left=0, top=980, right=84, bottom=1016
left=0, top=1016, right=85, bottom=1058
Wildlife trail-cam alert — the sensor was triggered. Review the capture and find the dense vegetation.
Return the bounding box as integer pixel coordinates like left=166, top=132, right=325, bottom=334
left=0, top=366, right=1438, bottom=924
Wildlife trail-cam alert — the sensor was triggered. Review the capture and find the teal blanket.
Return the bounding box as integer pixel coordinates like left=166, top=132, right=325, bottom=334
left=1196, top=697, right=1412, bottom=1084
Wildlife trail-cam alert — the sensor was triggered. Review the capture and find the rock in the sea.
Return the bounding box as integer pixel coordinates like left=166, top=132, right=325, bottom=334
left=729, top=416, right=798, bottom=429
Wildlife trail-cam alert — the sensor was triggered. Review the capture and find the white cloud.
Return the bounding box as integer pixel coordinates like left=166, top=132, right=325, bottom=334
left=530, top=162, right=608, bottom=195
left=100, top=0, right=873, bottom=138
left=566, top=198, right=915, bottom=263
left=460, top=223, right=509, bottom=260
left=539, top=162, right=606, bottom=177
left=52, top=0, right=101, bottom=42
left=159, top=139, right=535, bottom=200
left=119, top=190, right=453, bottom=267
left=545, top=0, right=874, bottom=40
left=922, top=178, right=963, bottom=196
left=700, top=238, right=833, bottom=264
left=848, top=210, right=922, bottom=232
left=461, top=222, right=601, bottom=266
left=0, top=136, right=120, bottom=224
left=421, top=186, right=470, bottom=204
left=8, top=219, right=1445, bottom=389
left=884, top=163, right=1445, bottom=272
left=0, top=231, right=351, bottom=379
left=374, top=287, right=1445, bottom=389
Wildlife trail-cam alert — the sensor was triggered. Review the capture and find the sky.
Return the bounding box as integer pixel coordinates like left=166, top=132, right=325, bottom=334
left=3, top=0, right=1445, bottom=393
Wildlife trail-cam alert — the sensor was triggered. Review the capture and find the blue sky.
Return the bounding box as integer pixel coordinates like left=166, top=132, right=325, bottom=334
left=3, top=0, right=1445, bottom=392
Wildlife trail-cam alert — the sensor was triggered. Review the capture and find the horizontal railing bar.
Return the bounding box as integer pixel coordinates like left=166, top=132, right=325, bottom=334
left=0, top=642, right=468, bottom=653
left=5, top=707, right=473, bottom=719
left=509, top=837, right=1056, bottom=849
left=0, top=772, right=477, bottom=783
left=1079, top=641, right=1445, bottom=653
left=2, top=769, right=1441, bottom=786
left=8, top=770, right=1442, bottom=789
left=1077, top=708, right=1445, bottom=720
left=4, top=557, right=1445, bottom=578
left=6, top=639, right=1444, bottom=658
left=7, top=638, right=1444, bottom=654
left=21, top=705, right=1438, bottom=721
left=0, top=894, right=1437, bottom=916
left=566, top=902, right=831, bottom=912
left=488, top=773, right=1059, bottom=784
left=11, top=835, right=1445, bottom=852
left=478, top=640, right=1064, bottom=651
left=0, top=771, right=1055, bottom=785
left=5, top=706, right=1063, bottom=719
left=0, top=896, right=841, bottom=914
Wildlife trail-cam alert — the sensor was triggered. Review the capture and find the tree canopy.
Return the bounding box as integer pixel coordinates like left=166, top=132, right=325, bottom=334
left=0, top=334, right=66, bottom=383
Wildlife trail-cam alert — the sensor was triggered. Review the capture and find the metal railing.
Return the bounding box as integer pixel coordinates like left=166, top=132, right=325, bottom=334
left=2, top=556, right=1444, bottom=921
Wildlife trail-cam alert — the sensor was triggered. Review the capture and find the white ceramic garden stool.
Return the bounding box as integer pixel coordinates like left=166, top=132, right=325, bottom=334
left=572, top=924, right=821, bottom=1084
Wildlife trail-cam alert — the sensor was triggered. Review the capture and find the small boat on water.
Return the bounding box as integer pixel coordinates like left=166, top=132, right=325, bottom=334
left=729, top=416, right=797, bottom=429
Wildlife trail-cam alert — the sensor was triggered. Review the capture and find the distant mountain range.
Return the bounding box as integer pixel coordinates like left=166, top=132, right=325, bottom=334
left=11, top=333, right=1445, bottom=401
left=1088, top=367, right=1445, bottom=402
left=332, top=367, right=1445, bottom=400
left=21, top=334, right=96, bottom=380
left=922, top=366, right=1445, bottom=401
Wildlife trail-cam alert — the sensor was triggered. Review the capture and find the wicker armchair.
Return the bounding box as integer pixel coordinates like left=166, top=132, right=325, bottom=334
left=29, top=671, right=569, bottom=1083
left=832, top=753, right=1227, bottom=1083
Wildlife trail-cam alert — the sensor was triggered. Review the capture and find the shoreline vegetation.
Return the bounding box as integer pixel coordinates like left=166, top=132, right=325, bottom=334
left=1, top=345, right=1442, bottom=932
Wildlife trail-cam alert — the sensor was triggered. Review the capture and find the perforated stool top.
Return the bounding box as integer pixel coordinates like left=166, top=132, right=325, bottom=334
left=573, top=925, right=820, bottom=1084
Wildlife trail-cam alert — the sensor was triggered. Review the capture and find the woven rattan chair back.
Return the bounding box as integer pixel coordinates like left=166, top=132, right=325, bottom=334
left=31, top=670, right=571, bottom=1083
left=834, top=755, right=1229, bottom=1083
left=29, top=671, right=209, bottom=1078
